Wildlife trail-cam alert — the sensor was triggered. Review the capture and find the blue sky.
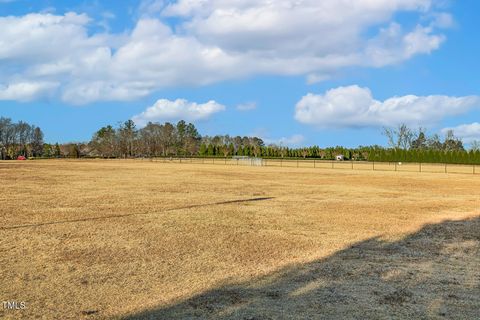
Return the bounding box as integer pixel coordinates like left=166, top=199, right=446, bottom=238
left=0, top=0, right=479, bottom=147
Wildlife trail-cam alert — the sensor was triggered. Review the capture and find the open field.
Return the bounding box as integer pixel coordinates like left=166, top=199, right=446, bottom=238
left=1, top=160, right=479, bottom=319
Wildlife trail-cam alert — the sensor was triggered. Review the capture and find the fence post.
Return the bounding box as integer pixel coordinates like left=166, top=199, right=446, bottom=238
left=351, top=160, right=354, bottom=170
left=419, top=162, right=422, bottom=173
left=445, top=163, right=447, bottom=174
left=225, top=157, right=227, bottom=165
left=473, top=165, right=475, bottom=175
left=373, top=161, right=375, bottom=171
left=331, top=161, right=334, bottom=169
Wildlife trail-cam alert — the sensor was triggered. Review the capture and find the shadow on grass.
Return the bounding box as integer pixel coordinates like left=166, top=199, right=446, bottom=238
left=123, top=217, right=480, bottom=319
left=0, top=197, right=275, bottom=231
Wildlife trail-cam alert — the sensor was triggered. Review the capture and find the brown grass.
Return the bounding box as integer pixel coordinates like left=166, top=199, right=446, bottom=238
left=0, top=159, right=479, bottom=319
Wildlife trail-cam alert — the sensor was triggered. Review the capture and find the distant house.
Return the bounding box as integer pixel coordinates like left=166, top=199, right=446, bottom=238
left=17, top=155, right=26, bottom=161
left=336, top=154, right=345, bottom=161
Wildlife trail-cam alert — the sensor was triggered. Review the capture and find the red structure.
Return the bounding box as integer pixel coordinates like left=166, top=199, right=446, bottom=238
left=17, top=155, right=27, bottom=160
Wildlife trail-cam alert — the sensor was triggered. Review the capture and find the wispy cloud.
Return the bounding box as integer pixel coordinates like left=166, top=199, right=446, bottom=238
left=236, top=102, right=257, bottom=111
left=263, top=134, right=305, bottom=147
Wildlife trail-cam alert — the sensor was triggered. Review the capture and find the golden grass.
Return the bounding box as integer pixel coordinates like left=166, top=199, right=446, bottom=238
left=0, top=160, right=479, bottom=319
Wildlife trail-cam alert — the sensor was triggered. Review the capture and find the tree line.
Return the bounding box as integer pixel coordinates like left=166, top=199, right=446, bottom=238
left=0, top=117, right=45, bottom=160
left=1, top=118, right=480, bottom=164
left=367, top=125, right=480, bottom=164
left=88, top=121, right=378, bottom=161
left=89, top=120, right=201, bottom=158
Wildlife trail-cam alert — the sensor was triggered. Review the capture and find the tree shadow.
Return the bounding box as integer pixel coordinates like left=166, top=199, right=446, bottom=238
left=123, top=217, right=480, bottom=319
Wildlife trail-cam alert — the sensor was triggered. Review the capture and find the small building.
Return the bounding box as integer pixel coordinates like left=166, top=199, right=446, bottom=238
left=336, top=154, right=345, bottom=161
left=17, top=155, right=27, bottom=161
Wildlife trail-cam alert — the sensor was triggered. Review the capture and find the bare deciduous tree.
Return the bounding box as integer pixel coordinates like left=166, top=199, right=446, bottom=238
left=383, top=124, right=414, bottom=150
left=470, top=140, right=480, bottom=151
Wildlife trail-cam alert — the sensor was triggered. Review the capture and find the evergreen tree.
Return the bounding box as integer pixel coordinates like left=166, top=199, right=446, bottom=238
left=345, top=150, right=352, bottom=160
left=244, top=146, right=251, bottom=156
left=55, top=143, right=61, bottom=158
left=474, top=150, right=480, bottom=164
left=199, top=143, right=207, bottom=156
left=467, top=151, right=473, bottom=164
left=411, top=131, right=428, bottom=149
left=176, top=120, right=187, bottom=155
left=42, top=144, right=52, bottom=158
left=91, top=125, right=117, bottom=158
left=207, top=144, right=214, bottom=156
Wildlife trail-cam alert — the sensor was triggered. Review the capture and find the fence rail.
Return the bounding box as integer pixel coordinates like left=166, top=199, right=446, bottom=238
left=140, top=157, right=479, bottom=175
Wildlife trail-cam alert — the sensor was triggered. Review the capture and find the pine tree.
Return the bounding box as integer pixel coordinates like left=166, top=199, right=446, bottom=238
left=244, top=146, right=251, bottom=157
left=55, top=143, right=61, bottom=158
left=345, top=150, right=352, bottom=160
left=461, top=151, right=468, bottom=164
left=475, top=150, right=480, bottom=164
left=207, top=144, right=214, bottom=156
left=467, top=150, right=475, bottom=164
left=199, top=143, right=207, bottom=156
left=42, top=144, right=52, bottom=158
left=377, top=149, right=385, bottom=162
left=404, top=149, right=410, bottom=162
left=431, top=150, right=440, bottom=163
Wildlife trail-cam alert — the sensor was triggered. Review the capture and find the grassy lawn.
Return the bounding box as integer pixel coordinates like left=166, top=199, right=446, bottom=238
left=1, top=160, right=479, bottom=319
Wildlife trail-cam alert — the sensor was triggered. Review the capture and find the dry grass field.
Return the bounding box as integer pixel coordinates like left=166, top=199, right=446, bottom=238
left=1, top=160, right=479, bottom=319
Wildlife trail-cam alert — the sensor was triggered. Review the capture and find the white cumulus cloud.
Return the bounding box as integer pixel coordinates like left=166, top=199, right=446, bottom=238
left=0, top=1, right=454, bottom=103
left=441, top=123, right=480, bottom=144
left=295, top=85, right=479, bottom=128
left=132, top=99, right=225, bottom=126
left=0, top=81, right=58, bottom=101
